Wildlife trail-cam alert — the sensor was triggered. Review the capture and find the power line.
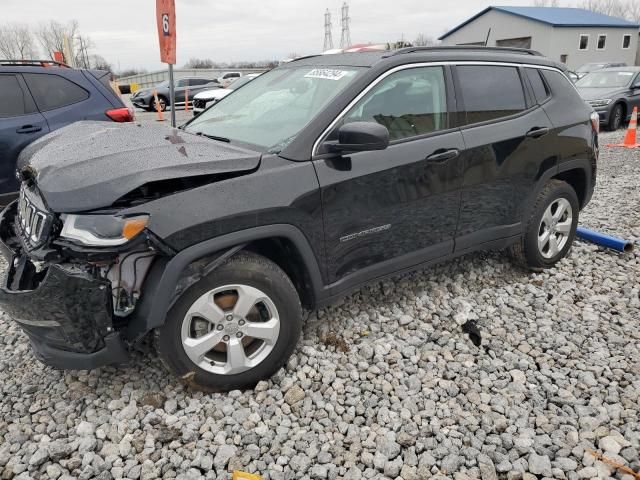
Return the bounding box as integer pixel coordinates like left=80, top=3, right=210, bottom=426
left=323, top=8, right=334, bottom=51
left=340, top=2, right=351, bottom=49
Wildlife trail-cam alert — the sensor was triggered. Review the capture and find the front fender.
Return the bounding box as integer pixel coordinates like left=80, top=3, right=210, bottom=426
left=123, top=224, right=325, bottom=342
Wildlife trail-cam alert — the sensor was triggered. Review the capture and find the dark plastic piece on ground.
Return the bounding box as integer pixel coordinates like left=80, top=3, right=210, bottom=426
left=575, top=227, right=634, bottom=253
left=462, top=320, right=482, bottom=347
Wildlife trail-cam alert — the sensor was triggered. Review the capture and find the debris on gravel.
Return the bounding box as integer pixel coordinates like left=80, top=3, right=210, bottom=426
left=0, top=130, right=638, bottom=479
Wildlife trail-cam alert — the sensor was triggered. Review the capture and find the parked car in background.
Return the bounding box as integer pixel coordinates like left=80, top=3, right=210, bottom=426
left=217, top=71, right=242, bottom=87
left=192, top=75, right=260, bottom=115
left=130, top=77, right=218, bottom=111
left=575, top=62, right=627, bottom=79
left=0, top=47, right=598, bottom=391
left=0, top=59, right=132, bottom=204
left=576, top=67, right=640, bottom=130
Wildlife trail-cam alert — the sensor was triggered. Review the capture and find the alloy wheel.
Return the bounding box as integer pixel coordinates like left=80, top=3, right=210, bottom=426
left=538, top=198, right=573, bottom=259
left=180, top=284, right=280, bottom=375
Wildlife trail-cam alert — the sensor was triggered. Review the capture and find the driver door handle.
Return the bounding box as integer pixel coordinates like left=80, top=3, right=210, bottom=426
left=526, top=127, right=549, bottom=138
left=426, top=148, right=459, bottom=163
left=16, top=125, right=42, bottom=134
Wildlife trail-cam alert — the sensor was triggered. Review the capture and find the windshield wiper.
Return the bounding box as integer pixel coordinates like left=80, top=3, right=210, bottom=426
left=194, top=131, right=231, bottom=143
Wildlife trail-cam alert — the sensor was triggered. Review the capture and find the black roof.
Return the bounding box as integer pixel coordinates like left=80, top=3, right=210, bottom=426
left=288, top=47, right=564, bottom=70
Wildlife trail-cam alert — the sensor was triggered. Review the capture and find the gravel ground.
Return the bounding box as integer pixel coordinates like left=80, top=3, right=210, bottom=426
left=0, top=129, right=638, bottom=480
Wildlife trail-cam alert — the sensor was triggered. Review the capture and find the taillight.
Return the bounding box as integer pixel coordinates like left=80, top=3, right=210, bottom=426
left=590, top=111, right=600, bottom=134
left=106, top=107, right=134, bottom=122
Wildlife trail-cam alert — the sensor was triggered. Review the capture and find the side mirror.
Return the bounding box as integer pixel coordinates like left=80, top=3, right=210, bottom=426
left=327, top=122, right=390, bottom=154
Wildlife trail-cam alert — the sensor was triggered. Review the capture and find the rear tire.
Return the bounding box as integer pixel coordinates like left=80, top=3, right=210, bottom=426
left=509, top=180, right=579, bottom=271
left=157, top=252, right=302, bottom=392
left=607, top=104, right=623, bottom=131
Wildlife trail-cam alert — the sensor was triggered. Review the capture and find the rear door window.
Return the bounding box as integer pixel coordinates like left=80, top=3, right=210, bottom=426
left=457, top=65, right=526, bottom=124
left=525, top=68, right=551, bottom=103
left=0, top=74, right=35, bottom=117
left=343, top=66, right=448, bottom=141
left=23, top=73, right=89, bottom=111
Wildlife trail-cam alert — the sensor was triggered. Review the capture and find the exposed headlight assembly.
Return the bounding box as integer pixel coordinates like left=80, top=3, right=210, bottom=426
left=588, top=99, right=612, bottom=108
left=60, top=214, right=149, bottom=246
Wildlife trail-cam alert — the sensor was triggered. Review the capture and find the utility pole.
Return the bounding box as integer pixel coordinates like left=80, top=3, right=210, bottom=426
left=340, top=2, right=351, bottom=49
left=323, top=8, right=334, bottom=51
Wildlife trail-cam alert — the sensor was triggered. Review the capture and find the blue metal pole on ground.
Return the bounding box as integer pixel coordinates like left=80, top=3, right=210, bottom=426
left=575, top=227, right=634, bottom=253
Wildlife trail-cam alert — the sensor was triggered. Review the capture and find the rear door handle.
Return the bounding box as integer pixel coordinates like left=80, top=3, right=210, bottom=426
left=426, top=148, right=460, bottom=163
left=16, top=125, right=42, bottom=134
left=526, top=127, right=549, bottom=138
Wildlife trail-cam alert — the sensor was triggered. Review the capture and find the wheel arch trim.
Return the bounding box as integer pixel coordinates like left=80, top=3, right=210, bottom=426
left=523, top=157, right=593, bottom=222
left=123, top=224, right=325, bottom=341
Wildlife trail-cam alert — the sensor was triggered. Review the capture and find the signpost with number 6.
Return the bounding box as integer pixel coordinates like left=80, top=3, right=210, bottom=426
left=156, top=0, right=177, bottom=126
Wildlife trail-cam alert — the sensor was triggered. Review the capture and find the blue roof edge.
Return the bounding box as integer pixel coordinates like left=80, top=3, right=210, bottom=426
left=439, top=6, right=640, bottom=41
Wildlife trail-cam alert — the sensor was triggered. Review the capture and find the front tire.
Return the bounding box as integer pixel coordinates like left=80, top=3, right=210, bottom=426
left=510, top=180, right=579, bottom=271
left=607, top=104, right=623, bottom=131
left=157, top=252, right=302, bottom=391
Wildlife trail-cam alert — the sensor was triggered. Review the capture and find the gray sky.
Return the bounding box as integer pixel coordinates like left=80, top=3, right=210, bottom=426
left=2, top=0, right=571, bottom=71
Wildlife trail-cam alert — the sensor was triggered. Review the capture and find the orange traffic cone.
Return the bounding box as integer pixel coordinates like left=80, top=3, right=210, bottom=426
left=152, top=89, right=164, bottom=122
left=606, top=106, right=639, bottom=148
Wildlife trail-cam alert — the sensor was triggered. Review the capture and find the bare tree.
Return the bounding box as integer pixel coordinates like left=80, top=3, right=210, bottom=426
left=184, top=57, right=214, bottom=69
left=36, top=20, right=78, bottom=61
left=89, top=54, right=112, bottom=72
left=0, top=23, right=38, bottom=59
left=533, top=0, right=560, bottom=6
left=579, top=0, right=626, bottom=17
left=413, top=34, right=437, bottom=47
left=625, top=0, right=640, bottom=21
left=74, top=34, right=93, bottom=69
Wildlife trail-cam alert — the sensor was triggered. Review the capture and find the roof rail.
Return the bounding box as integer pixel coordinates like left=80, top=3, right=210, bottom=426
left=0, top=59, right=71, bottom=68
left=385, top=46, right=543, bottom=57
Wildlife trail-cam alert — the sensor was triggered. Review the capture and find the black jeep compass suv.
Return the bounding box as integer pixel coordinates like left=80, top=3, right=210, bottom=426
left=0, top=47, right=598, bottom=391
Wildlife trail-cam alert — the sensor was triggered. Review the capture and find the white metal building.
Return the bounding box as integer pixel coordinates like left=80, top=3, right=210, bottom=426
left=439, top=6, right=640, bottom=70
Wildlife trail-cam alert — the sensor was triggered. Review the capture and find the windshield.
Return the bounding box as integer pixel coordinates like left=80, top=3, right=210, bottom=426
left=576, top=63, right=604, bottom=73
left=184, top=66, right=364, bottom=152
left=576, top=71, right=635, bottom=88
left=154, top=80, right=169, bottom=88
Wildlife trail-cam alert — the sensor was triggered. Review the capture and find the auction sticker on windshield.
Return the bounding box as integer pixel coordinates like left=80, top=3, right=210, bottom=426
left=305, top=69, right=349, bottom=81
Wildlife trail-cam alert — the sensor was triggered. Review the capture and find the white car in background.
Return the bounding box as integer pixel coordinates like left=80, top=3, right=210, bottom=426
left=217, top=72, right=242, bottom=87
left=192, top=74, right=261, bottom=115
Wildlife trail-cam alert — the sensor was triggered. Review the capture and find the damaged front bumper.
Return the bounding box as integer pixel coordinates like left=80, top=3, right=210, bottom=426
left=0, top=202, right=130, bottom=369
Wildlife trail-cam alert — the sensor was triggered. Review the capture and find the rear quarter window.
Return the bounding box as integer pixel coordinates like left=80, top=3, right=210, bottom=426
left=457, top=65, right=526, bottom=124
left=23, top=73, right=89, bottom=111
left=525, top=68, right=550, bottom=103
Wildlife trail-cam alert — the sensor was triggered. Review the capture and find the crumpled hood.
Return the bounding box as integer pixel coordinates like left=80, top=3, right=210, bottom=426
left=577, top=87, right=625, bottom=101
left=18, top=121, right=261, bottom=213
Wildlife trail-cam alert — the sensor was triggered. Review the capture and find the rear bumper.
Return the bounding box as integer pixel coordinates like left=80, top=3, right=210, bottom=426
left=0, top=204, right=130, bottom=369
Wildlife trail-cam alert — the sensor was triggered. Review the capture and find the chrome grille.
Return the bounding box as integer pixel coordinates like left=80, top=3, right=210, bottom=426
left=17, top=186, right=52, bottom=247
